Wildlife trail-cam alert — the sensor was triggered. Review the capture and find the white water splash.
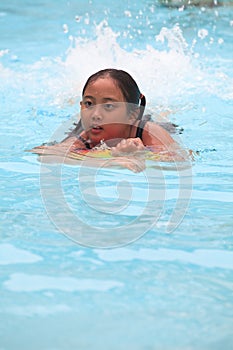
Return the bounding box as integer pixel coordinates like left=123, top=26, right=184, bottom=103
left=0, top=22, right=232, bottom=110
left=63, top=22, right=199, bottom=106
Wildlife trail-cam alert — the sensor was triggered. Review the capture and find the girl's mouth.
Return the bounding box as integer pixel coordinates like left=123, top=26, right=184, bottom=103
left=91, top=125, right=103, bottom=134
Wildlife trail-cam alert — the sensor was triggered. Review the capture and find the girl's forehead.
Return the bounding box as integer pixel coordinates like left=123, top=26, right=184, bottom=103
left=84, top=77, right=124, bottom=100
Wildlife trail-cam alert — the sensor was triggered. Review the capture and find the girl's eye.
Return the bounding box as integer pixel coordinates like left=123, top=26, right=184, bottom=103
left=83, top=101, right=93, bottom=108
left=104, top=103, right=115, bottom=110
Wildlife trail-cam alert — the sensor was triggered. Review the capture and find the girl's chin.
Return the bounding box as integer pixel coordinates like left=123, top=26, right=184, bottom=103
left=89, top=135, right=103, bottom=146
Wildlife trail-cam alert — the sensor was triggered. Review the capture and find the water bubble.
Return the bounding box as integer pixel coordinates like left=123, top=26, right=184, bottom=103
left=197, top=29, right=208, bottom=40
left=124, top=10, right=132, bottom=17
left=149, top=6, right=155, bottom=13
left=0, top=49, right=9, bottom=57
left=178, top=6, right=185, bottom=12
left=202, top=106, right=206, bottom=113
left=209, top=37, right=214, bottom=44
left=11, top=55, right=19, bottom=62
left=75, top=16, right=81, bottom=22
left=63, top=24, right=69, bottom=34
left=84, top=17, right=90, bottom=25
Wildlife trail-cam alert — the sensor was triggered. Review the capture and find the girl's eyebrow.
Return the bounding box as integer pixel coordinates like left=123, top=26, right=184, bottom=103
left=83, top=95, right=95, bottom=100
left=83, top=96, right=120, bottom=102
left=102, top=97, right=119, bottom=102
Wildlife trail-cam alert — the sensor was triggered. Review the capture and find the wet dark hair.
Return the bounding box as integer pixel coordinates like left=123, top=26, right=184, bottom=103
left=82, top=68, right=146, bottom=120
left=66, top=68, right=147, bottom=139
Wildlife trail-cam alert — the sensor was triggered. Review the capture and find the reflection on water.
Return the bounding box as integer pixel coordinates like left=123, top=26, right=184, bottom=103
left=40, top=162, right=192, bottom=247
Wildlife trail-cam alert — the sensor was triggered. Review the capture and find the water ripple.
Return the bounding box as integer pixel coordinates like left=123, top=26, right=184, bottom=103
left=3, top=273, right=124, bottom=292
left=95, top=247, right=233, bottom=269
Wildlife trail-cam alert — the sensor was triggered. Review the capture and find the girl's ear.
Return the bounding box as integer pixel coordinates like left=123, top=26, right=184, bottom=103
left=80, top=101, right=83, bottom=107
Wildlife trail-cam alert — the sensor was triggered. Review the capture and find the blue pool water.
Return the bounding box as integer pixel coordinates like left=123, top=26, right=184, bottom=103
left=1, top=0, right=233, bottom=349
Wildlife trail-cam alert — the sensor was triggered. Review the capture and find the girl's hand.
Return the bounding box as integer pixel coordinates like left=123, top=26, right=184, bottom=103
left=27, top=137, right=78, bottom=157
left=110, top=138, right=146, bottom=173
left=111, top=138, right=145, bottom=156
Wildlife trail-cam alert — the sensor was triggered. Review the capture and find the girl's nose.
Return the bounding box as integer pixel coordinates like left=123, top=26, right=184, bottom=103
left=91, top=105, right=103, bottom=122
left=92, top=114, right=102, bottom=122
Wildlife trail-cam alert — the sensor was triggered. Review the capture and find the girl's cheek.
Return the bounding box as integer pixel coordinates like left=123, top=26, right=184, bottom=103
left=81, top=116, right=87, bottom=130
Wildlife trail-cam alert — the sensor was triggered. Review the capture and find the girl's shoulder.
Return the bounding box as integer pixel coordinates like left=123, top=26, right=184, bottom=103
left=141, top=119, right=177, bottom=147
left=142, top=114, right=183, bottom=134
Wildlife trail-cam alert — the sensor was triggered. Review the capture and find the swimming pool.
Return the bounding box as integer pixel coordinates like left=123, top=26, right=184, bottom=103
left=1, top=0, right=233, bottom=349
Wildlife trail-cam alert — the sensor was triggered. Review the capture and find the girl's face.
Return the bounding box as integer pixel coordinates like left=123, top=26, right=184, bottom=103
left=80, top=77, right=134, bottom=146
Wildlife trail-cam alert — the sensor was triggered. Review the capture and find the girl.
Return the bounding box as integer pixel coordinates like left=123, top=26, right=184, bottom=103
left=67, top=68, right=176, bottom=153
left=31, top=68, right=185, bottom=171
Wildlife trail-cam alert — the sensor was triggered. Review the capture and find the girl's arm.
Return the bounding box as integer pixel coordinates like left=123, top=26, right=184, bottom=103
left=111, top=122, right=176, bottom=156
left=111, top=122, right=188, bottom=165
